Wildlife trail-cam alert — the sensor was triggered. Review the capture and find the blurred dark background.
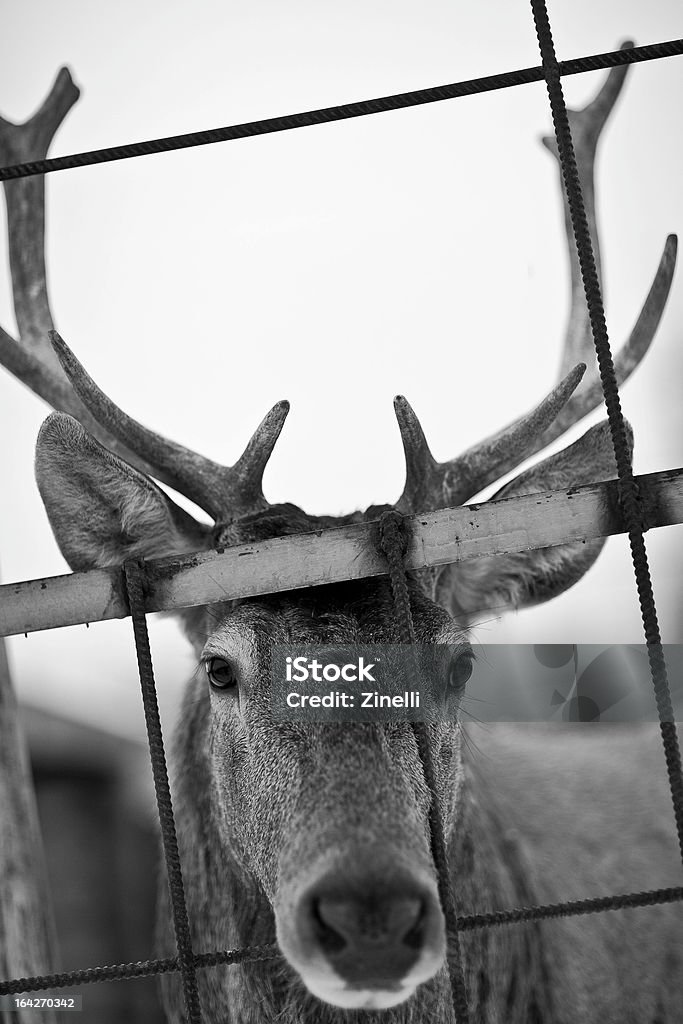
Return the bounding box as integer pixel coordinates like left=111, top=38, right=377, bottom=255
left=23, top=706, right=164, bottom=1023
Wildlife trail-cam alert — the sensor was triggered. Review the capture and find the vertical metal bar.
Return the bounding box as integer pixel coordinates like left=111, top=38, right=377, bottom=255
left=123, top=561, right=202, bottom=1023
left=529, top=0, right=683, bottom=863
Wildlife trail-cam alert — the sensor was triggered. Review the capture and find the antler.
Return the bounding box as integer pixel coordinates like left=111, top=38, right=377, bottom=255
left=0, top=69, right=78, bottom=380
left=49, top=331, right=288, bottom=521
left=395, top=48, right=677, bottom=513
left=0, top=70, right=287, bottom=522
left=393, top=364, right=586, bottom=513
left=0, top=58, right=675, bottom=526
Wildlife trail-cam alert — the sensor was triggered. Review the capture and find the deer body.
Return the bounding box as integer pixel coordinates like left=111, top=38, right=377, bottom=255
left=1, top=56, right=681, bottom=1023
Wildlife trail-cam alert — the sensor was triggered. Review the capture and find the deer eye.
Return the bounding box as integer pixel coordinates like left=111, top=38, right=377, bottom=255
left=206, top=657, right=238, bottom=691
left=447, top=650, right=475, bottom=692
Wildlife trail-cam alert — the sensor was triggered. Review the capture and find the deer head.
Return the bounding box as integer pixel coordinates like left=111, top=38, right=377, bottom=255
left=0, top=57, right=676, bottom=1019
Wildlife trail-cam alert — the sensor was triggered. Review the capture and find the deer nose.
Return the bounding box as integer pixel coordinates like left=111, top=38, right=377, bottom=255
left=315, top=892, right=423, bottom=950
left=303, top=869, right=445, bottom=987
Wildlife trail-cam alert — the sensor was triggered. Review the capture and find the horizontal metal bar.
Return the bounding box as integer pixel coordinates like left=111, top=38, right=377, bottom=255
left=1, top=468, right=681, bottom=637
left=1, top=40, right=681, bottom=182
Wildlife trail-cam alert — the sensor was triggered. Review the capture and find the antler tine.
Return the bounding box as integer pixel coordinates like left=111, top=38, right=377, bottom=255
left=394, top=363, right=585, bottom=512
left=0, top=67, right=79, bottom=368
left=0, top=68, right=97, bottom=423
left=530, top=234, right=676, bottom=447
left=541, top=42, right=633, bottom=379
left=542, top=41, right=676, bottom=397
left=49, top=331, right=289, bottom=521
left=393, top=395, right=438, bottom=514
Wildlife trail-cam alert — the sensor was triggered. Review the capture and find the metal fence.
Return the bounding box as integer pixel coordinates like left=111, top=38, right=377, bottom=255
left=1, top=0, right=683, bottom=1020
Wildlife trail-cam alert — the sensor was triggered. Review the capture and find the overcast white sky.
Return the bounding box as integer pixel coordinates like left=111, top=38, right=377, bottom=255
left=0, top=0, right=681, bottom=740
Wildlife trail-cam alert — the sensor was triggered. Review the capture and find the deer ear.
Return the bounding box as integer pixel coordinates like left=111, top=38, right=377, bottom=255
left=435, top=420, right=631, bottom=619
left=35, top=413, right=211, bottom=570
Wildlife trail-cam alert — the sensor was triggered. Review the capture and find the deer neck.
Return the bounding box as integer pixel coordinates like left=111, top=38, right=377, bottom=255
left=451, top=745, right=557, bottom=1021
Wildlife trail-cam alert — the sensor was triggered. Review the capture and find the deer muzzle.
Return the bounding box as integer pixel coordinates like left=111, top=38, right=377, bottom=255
left=277, top=855, right=446, bottom=1009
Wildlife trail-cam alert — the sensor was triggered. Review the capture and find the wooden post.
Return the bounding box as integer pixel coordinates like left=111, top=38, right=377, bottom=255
left=0, top=595, right=59, bottom=1023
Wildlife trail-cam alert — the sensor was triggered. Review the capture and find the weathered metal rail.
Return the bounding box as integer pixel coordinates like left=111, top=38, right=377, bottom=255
left=1, top=467, right=682, bottom=638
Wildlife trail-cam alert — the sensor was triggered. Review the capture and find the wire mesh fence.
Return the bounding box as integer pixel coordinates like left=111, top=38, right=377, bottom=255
left=1, top=0, right=682, bottom=1020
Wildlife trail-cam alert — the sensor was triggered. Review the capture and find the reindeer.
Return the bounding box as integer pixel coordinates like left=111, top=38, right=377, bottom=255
left=1, top=57, right=682, bottom=1024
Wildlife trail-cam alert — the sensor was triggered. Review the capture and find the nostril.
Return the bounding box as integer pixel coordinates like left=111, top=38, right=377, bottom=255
left=402, top=900, right=426, bottom=950
left=311, top=898, right=347, bottom=954
left=313, top=892, right=426, bottom=951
